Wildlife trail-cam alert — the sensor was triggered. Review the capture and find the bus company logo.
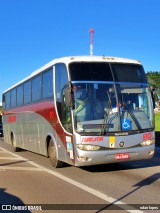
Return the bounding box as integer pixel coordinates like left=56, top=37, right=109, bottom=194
left=119, top=141, right=125, bottom=148
left=81, top=136, right=104, bottom=143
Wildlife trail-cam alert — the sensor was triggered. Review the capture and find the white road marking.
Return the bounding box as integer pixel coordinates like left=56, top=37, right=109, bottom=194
left=0, top=157, right=23, bottom=160
left=0, top=147, right=144, bottom=213
left=0, top=166, right=44, bottom=171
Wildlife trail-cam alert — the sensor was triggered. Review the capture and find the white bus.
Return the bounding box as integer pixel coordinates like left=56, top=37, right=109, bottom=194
left=2, top=56, right=155, bottom=167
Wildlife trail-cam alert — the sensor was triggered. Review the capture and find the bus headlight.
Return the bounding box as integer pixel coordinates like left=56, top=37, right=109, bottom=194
left=77, top=144, right=101, bottom=151
left=140, top=139, right=155, bottom=146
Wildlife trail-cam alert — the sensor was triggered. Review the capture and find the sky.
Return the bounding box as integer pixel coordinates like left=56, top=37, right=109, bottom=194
left=0, top=0, right=160, bottom=103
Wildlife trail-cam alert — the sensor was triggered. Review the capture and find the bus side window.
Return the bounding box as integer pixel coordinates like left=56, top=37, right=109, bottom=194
left=2, top=94, right=5, bottom=109
left=42, top=69, right=53, bottom=99
left=5, top=92, right=11, bottom=109
left=24, top=81, right=31, bottom=104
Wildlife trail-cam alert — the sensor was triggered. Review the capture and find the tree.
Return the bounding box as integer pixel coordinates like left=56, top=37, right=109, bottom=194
left=146, top=71, right=160, bottom=102
left=146, top=71, right=160, bottom=87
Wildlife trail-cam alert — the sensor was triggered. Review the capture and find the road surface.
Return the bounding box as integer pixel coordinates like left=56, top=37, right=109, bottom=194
left=0, top=138, right=160, bottom=212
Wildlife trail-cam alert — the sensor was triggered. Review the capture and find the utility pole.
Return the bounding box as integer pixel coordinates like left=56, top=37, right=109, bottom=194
left=89, top=28, right=94, bottom=56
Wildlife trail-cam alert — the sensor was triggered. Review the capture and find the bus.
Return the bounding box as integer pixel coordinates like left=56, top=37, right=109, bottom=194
left=2, top=56, right=155, bottom=168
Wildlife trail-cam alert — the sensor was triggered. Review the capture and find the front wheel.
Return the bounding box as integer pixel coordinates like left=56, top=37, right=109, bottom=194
left=48, top=139, right=64, bottom=168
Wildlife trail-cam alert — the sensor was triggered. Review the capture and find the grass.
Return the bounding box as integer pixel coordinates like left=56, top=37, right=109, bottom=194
left=155, top=112, right=160, bottom=131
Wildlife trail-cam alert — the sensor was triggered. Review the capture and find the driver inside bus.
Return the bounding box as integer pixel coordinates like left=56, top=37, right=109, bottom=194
left=74, top=86, right=92, bottom=122
left=111, top=100, right=124, bottom=114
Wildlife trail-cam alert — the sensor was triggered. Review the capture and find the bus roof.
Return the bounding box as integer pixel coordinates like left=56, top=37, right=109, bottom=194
left=3, top=56, right=141, bottom=93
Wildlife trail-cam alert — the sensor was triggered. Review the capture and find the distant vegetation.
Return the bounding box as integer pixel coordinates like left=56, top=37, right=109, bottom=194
left=146, top=71, right=160, bottom=89
left=155, top=113, right=160, bottom=131
left=146, top=71, right=160, bottom=102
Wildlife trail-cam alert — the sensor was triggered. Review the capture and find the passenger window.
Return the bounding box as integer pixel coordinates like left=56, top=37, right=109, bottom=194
left=17, top=85, right=23, bottom=106
left=5, top=92, right=11, bottom=109
left=11, top=88, right=17, bottom=107
left=24, top=81, right=31, bottom=104
left=42, top=69, right=53, bottom=99
left=32, top=75, right=41, bottom=102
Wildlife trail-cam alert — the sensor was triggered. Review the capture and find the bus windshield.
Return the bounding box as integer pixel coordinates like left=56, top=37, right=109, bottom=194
left=69, top=62, right=153, bottom=134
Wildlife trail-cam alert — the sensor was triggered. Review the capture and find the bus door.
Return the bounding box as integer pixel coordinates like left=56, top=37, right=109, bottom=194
left=55, top=64, right=74, bottom=161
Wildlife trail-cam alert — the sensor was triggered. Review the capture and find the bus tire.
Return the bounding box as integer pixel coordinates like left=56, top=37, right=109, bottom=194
left=11, top=133, right=20, bottom=152
left=48, top=139, right=64, bottom=168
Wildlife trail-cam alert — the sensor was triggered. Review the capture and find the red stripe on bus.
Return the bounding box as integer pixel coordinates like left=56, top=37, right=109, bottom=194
left=8, top=116, right=16, bottom=122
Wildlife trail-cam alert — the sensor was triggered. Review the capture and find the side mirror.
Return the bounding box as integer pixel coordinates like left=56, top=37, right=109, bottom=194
left=64, top=82, right=74, bottom=108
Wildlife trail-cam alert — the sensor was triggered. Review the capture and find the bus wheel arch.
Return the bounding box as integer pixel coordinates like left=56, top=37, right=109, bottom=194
left=10, top=131, right=20, bottom=152
left=47, top=137, right=64, bottom=168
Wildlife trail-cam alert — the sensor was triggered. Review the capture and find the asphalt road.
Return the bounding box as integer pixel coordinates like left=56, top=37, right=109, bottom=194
left=0, top=138, right=160, bottom=213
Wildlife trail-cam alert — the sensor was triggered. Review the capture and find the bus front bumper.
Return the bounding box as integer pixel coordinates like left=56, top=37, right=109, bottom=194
left=74, top=144, right=155, bottom=167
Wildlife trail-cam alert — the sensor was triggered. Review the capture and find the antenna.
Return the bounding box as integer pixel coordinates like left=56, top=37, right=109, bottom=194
left=89, top=28, right=94, bottom=56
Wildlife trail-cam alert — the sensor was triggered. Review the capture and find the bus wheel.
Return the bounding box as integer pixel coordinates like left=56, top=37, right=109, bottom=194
left=48, top=139, right=64, bottom=168
left=11, top=133, right=20, bottom=152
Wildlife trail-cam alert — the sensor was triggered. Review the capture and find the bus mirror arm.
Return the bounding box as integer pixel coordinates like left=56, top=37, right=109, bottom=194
left=64, top=82, right=75, bottom=108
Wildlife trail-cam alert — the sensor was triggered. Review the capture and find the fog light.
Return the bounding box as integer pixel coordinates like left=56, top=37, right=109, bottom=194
left=77, top=156, right=85, bottom=162
left=148, top=150, right=155, bottom=155
left=77, top=156, right=91, bottom=162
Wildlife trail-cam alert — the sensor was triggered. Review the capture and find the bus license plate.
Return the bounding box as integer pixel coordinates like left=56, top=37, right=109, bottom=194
left=115, top=153, right=130, bottom=160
